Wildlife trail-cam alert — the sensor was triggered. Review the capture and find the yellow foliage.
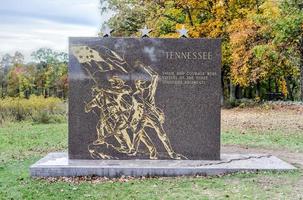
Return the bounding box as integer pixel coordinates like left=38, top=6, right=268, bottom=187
left=279, top=78, right=288, bottom=97
left=259, top=1, right=280, bottom=20
left=228, top=18, right=259, bottom=86
left=0, top=96, right=66, bottom=123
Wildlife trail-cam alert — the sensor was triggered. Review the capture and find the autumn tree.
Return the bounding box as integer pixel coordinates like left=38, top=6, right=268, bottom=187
left=100, top=0, right=265, bottom=101
left=5, top=52, right=26, bottom=97
left=31, top=48, right=68, bottom=98
left=228, top=0, right=303, bottom=100
left=273, top=0, right=303, bottom=100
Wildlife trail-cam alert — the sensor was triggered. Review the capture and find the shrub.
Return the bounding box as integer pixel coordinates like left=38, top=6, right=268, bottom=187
left=0, top=96, right=67, bottom=124
left=223, top=98, right=260, bottom=108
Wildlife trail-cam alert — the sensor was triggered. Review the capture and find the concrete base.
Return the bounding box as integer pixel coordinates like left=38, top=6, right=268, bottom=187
left=30, top=152, right=296, bottom=177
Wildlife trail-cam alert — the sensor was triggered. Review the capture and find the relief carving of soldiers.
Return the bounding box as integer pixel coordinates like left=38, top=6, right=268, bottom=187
left=72, top=45, right=186, bottom=160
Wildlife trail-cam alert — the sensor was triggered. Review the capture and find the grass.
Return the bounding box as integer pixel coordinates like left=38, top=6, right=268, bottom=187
left=0, top=122, right=67, bottom=164
left=222, top=129, right=303, bottom=152
left=0, top=121, right=302, bottom=199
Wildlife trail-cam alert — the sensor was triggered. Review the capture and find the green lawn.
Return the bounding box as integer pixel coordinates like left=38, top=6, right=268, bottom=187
left=222, top=129, right=303, bottom=153
left=0, top=122, right=302, bottom=200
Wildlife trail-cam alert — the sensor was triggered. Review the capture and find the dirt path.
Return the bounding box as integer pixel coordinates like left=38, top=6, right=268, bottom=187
left=222, top=106, right=303, bottom=133
left=222, top=144, right=303, bottom=168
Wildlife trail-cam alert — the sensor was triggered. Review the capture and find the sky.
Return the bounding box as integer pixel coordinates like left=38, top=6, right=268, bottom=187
left=0, top=0, right=112, bottom=61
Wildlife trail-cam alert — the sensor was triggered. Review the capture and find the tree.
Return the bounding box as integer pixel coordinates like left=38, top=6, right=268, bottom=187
left=0, top=54, right=15, bottom=97
left=12, top=51, right=24, bottom=65
left=228, top=0, right=302, bottom=100
left=31, top=48, right=68, bottom=98
left=273, top=0, right=303, bottom=100
left=6, top=55, right=24, bottom=97
left=0, top=56, right=4, bottom=98
left=1, top=53, right=13, bottom=71
left=100, top=0, right=264, bottom=101
left=3, top=52, right=28, bottom=97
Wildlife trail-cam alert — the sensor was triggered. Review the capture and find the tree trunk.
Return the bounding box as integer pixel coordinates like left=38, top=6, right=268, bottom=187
left=248, top=87, right=253, bottom=99
left=267, top=78, right=272, bottom=93
left=300, top=64, right=303, bottom=101
left=285, top=76, right=294, bottom=101
left=1, top=81, right=4, bottom=98
left=275, top=78, right=279, bottom=93
left=221, top=71, right=224, bottom=105
left=235, top=84, right=242, bottom=99
left=185, top=6, right=194, bottom=26
left=229, top=82, right=236, bottom=102
left=256, top=81, right=261, bottom=98
left=300, top=36, right=303, bottom=101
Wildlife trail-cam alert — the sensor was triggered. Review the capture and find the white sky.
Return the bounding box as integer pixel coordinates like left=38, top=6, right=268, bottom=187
left=0, top=0, right=112, bottom=61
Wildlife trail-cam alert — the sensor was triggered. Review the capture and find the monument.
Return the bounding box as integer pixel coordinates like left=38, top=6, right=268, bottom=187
left=68, top=38, right=221, bottom=160
left=30, top=34, right=295, bottom=177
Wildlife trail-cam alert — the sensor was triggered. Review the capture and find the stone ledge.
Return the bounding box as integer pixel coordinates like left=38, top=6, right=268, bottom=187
left=30, top=152, right=296, bottom=177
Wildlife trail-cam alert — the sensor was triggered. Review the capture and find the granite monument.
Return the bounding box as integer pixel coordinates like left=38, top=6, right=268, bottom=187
left=68, top=38, right=221, bottom=160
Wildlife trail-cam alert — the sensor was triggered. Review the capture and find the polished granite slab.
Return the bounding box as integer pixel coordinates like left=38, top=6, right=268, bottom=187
left=68, top=38, right=221, bottom=160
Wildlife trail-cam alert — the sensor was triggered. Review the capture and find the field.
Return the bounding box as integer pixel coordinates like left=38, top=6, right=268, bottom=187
left=0, top=105, right=303, bottom=200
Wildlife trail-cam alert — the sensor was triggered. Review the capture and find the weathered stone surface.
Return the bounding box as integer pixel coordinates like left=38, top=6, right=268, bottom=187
left=69, top=38, right=221, bottom=160
left=30, top=152, right=296, bottom=177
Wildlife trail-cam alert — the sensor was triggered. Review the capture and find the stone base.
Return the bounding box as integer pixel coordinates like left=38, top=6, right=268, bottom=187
left=30, top=152, right=296, bottom=177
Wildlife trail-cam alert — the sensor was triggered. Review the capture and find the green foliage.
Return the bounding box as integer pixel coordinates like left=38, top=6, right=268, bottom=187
left=0, top=96, right=66, bottom=124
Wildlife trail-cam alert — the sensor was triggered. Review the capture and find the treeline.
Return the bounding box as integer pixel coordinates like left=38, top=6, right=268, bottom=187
left=101, top=0, right=303, bottom=101
left=1, top=0, right=302, bottom=102
left=0, top=48, right=68, bottom=99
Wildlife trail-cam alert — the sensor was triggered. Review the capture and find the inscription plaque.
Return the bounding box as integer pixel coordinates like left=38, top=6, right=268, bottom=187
left=69, top=38, right=221, bottom=160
